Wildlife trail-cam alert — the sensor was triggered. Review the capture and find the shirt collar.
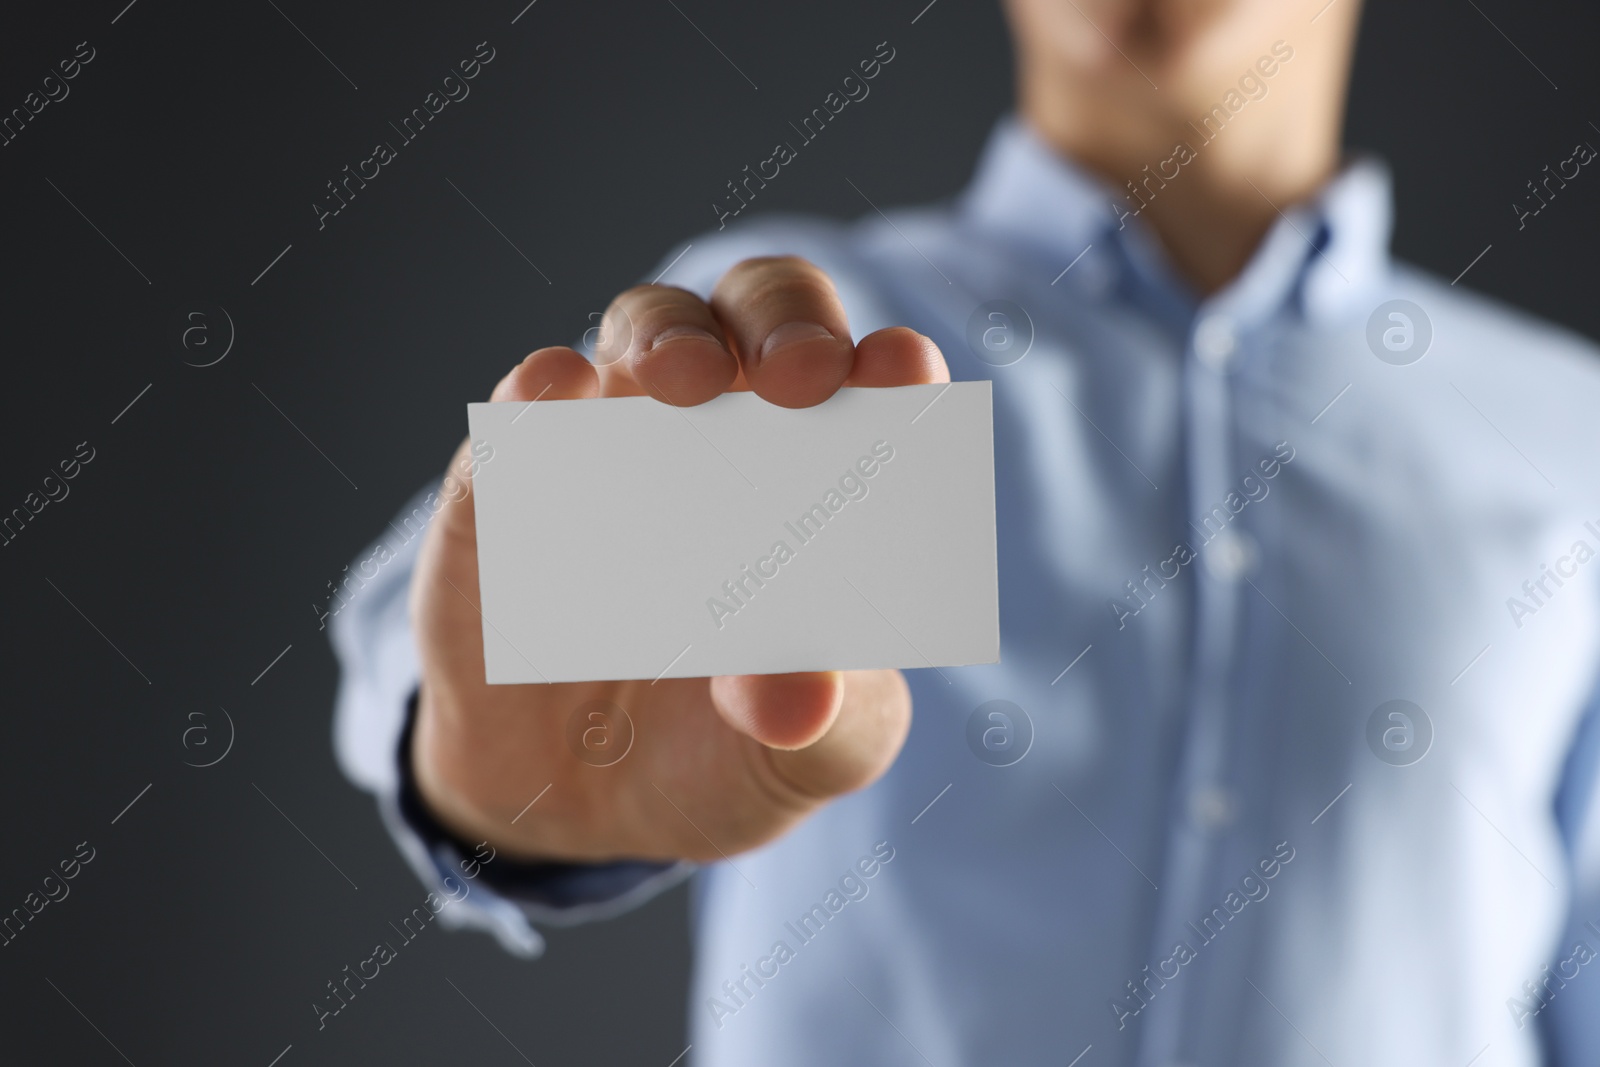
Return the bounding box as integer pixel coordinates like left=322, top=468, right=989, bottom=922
left=959, top=115, right=1394, bottom=324
left=959, top=116, right=1121, bottom=263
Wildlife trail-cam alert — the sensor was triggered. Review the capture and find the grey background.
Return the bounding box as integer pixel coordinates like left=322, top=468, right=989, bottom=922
left=0, top=0, right=1595, bottom=1062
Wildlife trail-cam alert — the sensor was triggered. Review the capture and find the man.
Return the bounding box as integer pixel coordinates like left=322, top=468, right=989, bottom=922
left=331, top=0, right=1600, bottom=1062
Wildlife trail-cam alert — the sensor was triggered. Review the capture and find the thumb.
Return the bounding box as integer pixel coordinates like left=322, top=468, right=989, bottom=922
left=710, top=672, right=846, bottom=750
left=711, top=669, right=912, bottom=800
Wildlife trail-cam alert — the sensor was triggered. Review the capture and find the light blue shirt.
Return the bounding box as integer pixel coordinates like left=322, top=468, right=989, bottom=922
left=333, top=117, right=1600, bottom=1066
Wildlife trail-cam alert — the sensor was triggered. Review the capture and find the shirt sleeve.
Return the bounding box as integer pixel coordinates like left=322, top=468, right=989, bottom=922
left=1540, top=673, right=1600, bottom=1064
left=328, top=483, right=692, bottom=959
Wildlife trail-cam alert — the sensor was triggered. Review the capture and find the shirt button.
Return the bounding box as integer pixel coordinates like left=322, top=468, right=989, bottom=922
left=1192, top=315, right=1238, bottom=371
left=1202, top=528, right=1257, bottom=582
left=1188, top=787, right=1237, bottom=831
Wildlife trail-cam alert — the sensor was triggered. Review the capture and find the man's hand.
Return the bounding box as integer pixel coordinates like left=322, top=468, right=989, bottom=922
left=410, top=256, right=948, bottom=864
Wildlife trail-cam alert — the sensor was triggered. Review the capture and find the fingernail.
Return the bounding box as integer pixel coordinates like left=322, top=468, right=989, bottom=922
left=647, top=324, right=721, bottom=350
left=761, top=321, right=836, bottom=361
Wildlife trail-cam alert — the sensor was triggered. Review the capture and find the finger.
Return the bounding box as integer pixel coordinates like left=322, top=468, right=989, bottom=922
left=594, top=285, right=738, bottom=406
left=845, top=326, right=949, bottom=387
left=432, top=347, right=598, bottom=557
left=709, top=256, right=854, bottom=408
left=415, top=347, right=596, bottom=686
left=492, top=345, right=600, bottom=403
left=711, top=670, right=911, bottom=800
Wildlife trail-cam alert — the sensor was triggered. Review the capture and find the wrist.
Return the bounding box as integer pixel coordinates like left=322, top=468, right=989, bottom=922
left=400, top=689, right=682, bottom=907
left=409, top=683, right=515, bottom=853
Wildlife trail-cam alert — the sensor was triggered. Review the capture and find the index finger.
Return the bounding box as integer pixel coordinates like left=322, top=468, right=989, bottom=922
left=593, top=284, right=739, bottom=406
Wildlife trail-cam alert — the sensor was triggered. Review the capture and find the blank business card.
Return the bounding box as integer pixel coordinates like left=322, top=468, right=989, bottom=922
left=467, top=382, right=998, bottom=684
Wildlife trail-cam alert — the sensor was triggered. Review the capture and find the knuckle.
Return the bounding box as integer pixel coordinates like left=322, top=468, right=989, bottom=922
left=611, top=283, right=689, bottom=311
left=722, top=256, right=835, bottom=299
left=757, top=275, right=835, bottom=312
left=607, top=285, right=650, bottom=313
left=611, top=286, right=700, bottom=310
left=606, top=286, right=715, bottom=344
left=736, top=253, right=817, bottom=275
left=752, top=287, right=841, bottom=324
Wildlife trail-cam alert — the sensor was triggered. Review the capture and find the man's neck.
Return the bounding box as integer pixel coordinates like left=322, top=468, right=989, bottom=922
left=1017, top=58, right=1349, bottom=294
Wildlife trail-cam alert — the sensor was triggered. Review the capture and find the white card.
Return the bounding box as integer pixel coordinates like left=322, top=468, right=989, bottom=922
left=467, top=382, right=998, bottom=684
